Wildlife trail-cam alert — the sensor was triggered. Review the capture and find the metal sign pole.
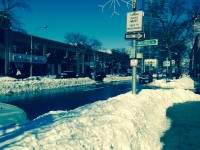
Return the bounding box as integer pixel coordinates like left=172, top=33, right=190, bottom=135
left=132, top=40, right=137, bottom=94
left=132, top=0, right=137, bottom=94
left=125, top=0, right=143, bottom=94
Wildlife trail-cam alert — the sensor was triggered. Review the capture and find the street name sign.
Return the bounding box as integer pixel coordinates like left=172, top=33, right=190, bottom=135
left=126, top=11, right=143, bottom=32
left=163, top=61, right=170, bottom=67
left=136, top=39, right=158, bottom=46
left=130, top=48, right=136, bottom=59
left=125, top=32, right=145, bottom=40
left=130, top=50, right=136, bottom=59
left=125, top=46, right=132, bottom=55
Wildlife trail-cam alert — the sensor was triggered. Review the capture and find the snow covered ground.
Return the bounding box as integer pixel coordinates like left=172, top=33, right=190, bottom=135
left=0, top=75, right=131, bottom=95
left=0, top=76, right=200, bottom=150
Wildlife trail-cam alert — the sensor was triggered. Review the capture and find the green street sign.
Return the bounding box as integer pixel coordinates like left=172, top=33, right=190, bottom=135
left=136, top=39, right=158, bottom=46
left=130, top=48, right=136, bottom=59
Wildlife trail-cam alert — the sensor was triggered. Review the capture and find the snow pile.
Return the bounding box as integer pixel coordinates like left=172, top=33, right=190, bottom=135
left=0, top=76, right=131, bottom=95
left=104, top=75, right=131, bottom=82
left=0, top=76, right=16, bottom=81
left=0, top=76, right=199, bottom=149
left=0, top=77, right=200, bottom=149
left=150, top=76, right=194, bottom=89
left=0, top=77, right=95, bottom=95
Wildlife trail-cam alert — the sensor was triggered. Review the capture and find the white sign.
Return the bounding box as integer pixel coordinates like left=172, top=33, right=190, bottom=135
left=163, top=61, right=170, bottom=67
left=126, top=11, right=143, bottom=32
left=136, top=53, right=143, bottom=58
left=10, top=53, right=46, bottom=64
left=130, top=59, right=138, bottom=67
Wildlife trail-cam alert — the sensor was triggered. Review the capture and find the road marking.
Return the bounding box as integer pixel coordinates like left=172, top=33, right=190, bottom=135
left=83, top=87, right=104, bottom=91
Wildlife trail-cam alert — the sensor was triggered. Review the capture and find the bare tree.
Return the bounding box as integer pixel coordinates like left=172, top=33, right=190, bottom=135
left=88, top=38, right=102, bottom=50
left=64, top=32, right=102, bottom=50
left=64, top=32, right=88, bottom=45
left=0, top=0, right=30, bottom=31
left=145, top=0, right=199, bottom=77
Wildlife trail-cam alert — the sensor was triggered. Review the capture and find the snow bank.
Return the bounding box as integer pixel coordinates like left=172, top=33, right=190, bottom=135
left=0, top=77, right=95, bottom=95
left=0, top=76, right=199, bottom=150
left=149, top=76, right=194, bottom=89
left=0, top=88, right=200, bottom=149
left=0, top=76, right=131, bottom=95
left=104, top=75, right=131, bottom=82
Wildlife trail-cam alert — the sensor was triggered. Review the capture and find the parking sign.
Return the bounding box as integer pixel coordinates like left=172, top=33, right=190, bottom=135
left=126, top=11, right=143, bottom=32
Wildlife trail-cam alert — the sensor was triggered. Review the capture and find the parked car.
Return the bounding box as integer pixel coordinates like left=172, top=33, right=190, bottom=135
left=94, top=72, right=106, bottom=81
left=152, top=73, right=158, bottom=78
left=194, top=80, right=200, bottom=94
left=59, top=71, right=77, bottom=79
left=152, top=72, right=163, bottom=79
left=139, top=72, right=153, bottom=84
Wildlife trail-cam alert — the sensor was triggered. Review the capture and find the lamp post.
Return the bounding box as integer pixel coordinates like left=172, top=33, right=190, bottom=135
left=30, top=25, right=47, bottom=77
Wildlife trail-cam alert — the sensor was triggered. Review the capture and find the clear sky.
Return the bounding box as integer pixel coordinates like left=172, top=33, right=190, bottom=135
left=20, top=0, right=136, bottom=49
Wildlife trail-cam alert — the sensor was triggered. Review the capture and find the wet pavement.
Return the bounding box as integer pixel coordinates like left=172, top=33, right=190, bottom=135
left=161, top=101, right=200, bottom=150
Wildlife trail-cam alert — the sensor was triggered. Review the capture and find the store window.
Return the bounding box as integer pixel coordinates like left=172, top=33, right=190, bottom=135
left=12, top=42, right=30, bottom=54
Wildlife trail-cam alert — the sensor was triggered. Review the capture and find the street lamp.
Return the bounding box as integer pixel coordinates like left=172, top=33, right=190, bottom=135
left=30, top=25, right=47, bottom=77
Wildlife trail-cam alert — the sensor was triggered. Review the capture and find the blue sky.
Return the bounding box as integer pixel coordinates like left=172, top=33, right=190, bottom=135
left=20, top=0, right=137, bottom=49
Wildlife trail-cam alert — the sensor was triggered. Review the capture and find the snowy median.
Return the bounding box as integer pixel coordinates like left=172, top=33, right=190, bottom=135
left=0, top=76, right=131, bottom=95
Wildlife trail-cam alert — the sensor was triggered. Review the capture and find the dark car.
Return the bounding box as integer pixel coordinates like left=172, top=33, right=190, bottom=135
left=194, top=80, right=200, bottom=94
left=94, top=72, right=106, bottom=81
left=139, top=72, right=153, bottom=84
left=60, top=71, right=77, bottom=79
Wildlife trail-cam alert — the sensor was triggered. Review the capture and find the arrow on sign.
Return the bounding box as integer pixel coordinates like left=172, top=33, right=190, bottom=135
left=125, top=32, right=145, bottom=40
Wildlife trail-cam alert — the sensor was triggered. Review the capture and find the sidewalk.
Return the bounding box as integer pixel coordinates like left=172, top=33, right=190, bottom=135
left=0, top=103, right=28, bottom=127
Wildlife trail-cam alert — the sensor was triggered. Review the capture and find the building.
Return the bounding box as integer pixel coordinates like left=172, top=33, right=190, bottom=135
left=0, top=29, right=130, bottom=77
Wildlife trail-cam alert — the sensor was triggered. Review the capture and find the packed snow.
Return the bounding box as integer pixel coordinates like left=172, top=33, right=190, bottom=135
left=0, top=75, right=200, bottom=150
left=0, top=75, right=131, bottom=95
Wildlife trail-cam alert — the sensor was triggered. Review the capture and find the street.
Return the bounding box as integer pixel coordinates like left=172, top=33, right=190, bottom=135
left=0, top=80, right=138, bottom=120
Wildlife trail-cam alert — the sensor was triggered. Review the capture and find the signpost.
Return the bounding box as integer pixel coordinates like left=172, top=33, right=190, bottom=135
left=136, top=39, right=158, bottom=46
left=125, top=2, right=144, bottom=94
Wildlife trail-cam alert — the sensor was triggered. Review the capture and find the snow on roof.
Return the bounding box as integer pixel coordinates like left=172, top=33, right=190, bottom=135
left=96, top=49, right=112, bottom=54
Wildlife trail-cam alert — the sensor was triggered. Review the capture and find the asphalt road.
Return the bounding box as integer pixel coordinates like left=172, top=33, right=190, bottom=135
left=0, top=81, right=134, bottom=120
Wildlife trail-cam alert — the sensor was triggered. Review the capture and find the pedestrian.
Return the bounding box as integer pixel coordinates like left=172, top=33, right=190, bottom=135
left=16, top=69, right=21, bottom=76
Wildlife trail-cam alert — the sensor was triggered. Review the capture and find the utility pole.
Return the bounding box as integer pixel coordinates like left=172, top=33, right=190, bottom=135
left=30, top=26, right=47, bottom=77
left=132, top=40, right=137, bottom=94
